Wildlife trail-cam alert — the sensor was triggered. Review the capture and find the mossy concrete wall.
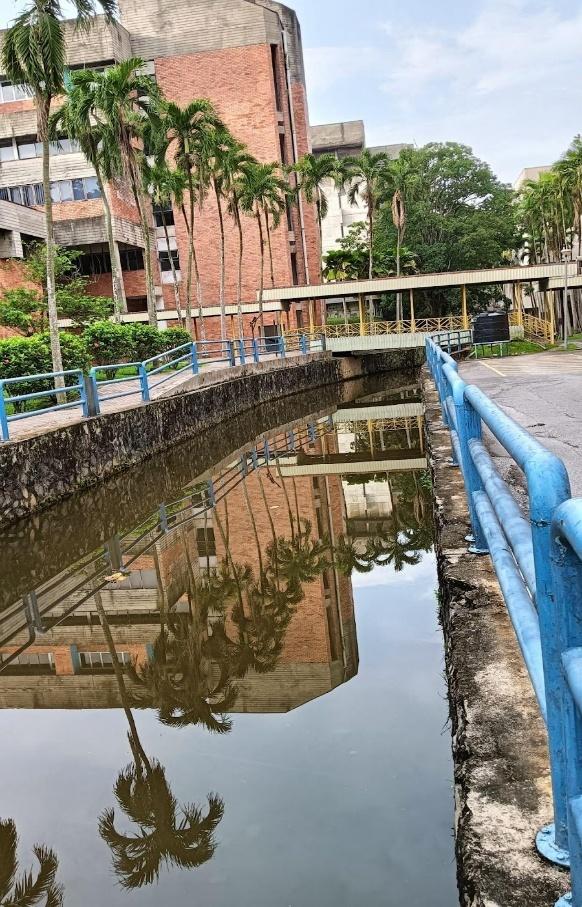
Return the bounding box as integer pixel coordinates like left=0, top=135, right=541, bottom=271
left=423, top=370, right=569, bottom=906
left=0, top=348, right=423, bottom=529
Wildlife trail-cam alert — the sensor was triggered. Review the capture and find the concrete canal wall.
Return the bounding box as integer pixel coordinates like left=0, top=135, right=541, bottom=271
left=0, top=347, right=423, bottom=528
left=423, top=371, right=568, bottom=906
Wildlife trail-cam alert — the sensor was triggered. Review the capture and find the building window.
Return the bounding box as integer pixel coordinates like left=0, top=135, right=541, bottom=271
left=196, top=527, right=216, bottom=558
left=0, top=139, right=16, bottom=162
left=78, top=651, right=131, bottom=671
left=159, top=249, right=180, bottom=272
left=153, top=202, right=175, bottom=228
left=127, top=296, right=148, bottom=313
left=0, top=80, right=28, bottom=103
left=15, top=136, right=81, bottom=159
left=77, top=247, right=111, bottom=277
left=270, top=44, right=282, bottom=111
left=120, top=248, right=144, bottom=271
left=290, top=252, right=299, bottom=286
left=0, top=179, right=101, bottom=207
left=0, top=652, right=55, bottom=673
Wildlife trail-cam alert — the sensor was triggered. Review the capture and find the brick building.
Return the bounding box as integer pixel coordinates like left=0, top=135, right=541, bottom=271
left=0, top=0, right=321, bottom=338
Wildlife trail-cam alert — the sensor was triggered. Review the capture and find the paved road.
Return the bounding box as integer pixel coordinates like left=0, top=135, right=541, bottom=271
left=460, top=351, right=582, bottom=495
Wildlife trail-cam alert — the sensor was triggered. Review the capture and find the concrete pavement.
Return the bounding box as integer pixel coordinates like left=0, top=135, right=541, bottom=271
left=460, top=351, right=582, bottom=495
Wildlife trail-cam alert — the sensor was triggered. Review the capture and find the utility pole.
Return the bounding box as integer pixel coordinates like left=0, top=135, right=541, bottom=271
left=562, top=246, right=573, bottom=351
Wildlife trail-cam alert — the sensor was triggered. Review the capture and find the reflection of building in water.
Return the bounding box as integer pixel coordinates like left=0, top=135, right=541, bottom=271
left=0, top=428, right=358, bottom=713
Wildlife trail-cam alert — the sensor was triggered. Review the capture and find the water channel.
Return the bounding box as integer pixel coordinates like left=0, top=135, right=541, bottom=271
left=0, top=371, right=457, bottom=906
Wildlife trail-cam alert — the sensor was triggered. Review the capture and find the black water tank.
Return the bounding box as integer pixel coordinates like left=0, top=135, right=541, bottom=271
left=473, top=312, right=510, bottom=343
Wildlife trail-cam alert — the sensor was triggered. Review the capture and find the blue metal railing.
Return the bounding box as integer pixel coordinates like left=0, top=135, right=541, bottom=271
left=0, top=370, right=88, bottom=441
left=427, top=332, right=582, bottom=902
left=0, top=332, right=326, bottom=441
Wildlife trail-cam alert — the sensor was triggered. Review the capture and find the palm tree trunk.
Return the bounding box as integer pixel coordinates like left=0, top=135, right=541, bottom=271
left=257, top=210, right=266, bottom=335
left=187, top=174, right=206, bottom=341
left=98, top=172, right=127, bottom=321
left=94, top=591, right=152, bottom=773
left=161, top=211, right=184, bottom=327
left=264, top=208, right=275, bottom=287
left=396, top=228, right=403, bottom=322
left=368, top=203, right=374, bottom=281
left=131, top=177, right=158, bottom=327
left=39, top=95, right=64, bottom=397
left=181, top=203, right=194, bottom=336
left=214, top=184, right=227, bottom=342
left=235, top=204, right=244, bottom=340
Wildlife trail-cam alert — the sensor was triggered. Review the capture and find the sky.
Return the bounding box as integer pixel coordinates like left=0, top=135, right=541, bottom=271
left=0, top=0, right=580, bottom=184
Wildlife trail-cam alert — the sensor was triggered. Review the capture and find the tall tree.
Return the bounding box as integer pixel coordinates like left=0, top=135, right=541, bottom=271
left=209, top=129, right=253, bottom=341
left=145, top=161, right=187, bottom=327
left=162, top=100, right=223, bottom=338
left=238, top=162, right=289, bottom=334
left=87, top=58, right=162, bottom=326
left=341, top=149, right=390, bottom=279
left=50, top=67, right=127, bottom=321
left=292, top=151, right=338, bottom=242
left=2, top=0, right=117, bottom=383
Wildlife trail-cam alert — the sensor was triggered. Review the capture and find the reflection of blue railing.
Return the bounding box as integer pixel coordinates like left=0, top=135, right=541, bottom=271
left=0, top=370, right=88, bottom=441
left=0, top=333, right=326, bottom=441
left=427, top=333, right=582, bottom=898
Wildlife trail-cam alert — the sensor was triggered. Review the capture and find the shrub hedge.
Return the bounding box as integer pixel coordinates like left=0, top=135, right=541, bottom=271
left=0, top=323, right=193, bottom=380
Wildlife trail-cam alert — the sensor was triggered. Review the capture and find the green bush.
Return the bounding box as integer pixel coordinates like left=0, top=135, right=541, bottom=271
left=128, top=324, right=165, bottom=361
left=0, top=332, right=90, bottom=412
left=160, top=327, right=192, bottom=351
left=83, top=321, right=135, bottom=366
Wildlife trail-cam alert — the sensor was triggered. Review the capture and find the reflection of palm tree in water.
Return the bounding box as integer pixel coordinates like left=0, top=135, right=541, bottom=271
left=0, top=819, right=63, bottom=906
left=99, top=761, right=223, bottom=890
left=93, top=591, right=224, bottom=890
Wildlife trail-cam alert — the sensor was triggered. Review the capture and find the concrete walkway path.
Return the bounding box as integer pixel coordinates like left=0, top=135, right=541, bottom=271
left=460, top=350, right=582, bottom=494
left=3, top=351, right=293, bottom=443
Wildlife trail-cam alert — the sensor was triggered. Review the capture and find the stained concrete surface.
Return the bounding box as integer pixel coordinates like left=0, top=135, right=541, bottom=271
left=424, top=373, right=569, bottom=907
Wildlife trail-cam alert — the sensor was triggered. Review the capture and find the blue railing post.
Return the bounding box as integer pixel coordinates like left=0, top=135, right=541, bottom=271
left=528, top=454, right=573, bottom=865
left=0, top=382, right=10, bottom=441
left=238, top=340, right=246, bottom=366
left=445, top=367, right=488, bottom=553
left=191, top=342, right=199, bottom=375
left=139, top=364, right=151, bottom=403
left=227, top=340, right=236, bottom=367
left=252, top=338, right=260, bottom=364
left=279, top=336, right=287, bottom=359
left=84, top=373, right=101, bottom=417
left=551, top=501, right=582, bottom=898
left=159, top=503, right=169, bottom=533
left=300, top=334, right=308, bottom=355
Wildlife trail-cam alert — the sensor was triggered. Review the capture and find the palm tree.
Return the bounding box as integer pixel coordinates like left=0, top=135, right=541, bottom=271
left=50, top=68, right=127, bottom=321
left=145, top=161, right=187, bottom=326
left=87, top=59, right=162, bottom=327
left=99, top=760, right=223, bottom=890
left=228, top=149, right=258, bottom=339
left=209, top=128, right=252, bottom=341
left=163, top=100, right=223, bottom=338
left=292, top=151, right=338, bottom=242
left=340, top=149, right=390, bottom=279
left=2, top=0, right=116, bottom=383
left=238, top=162, right=289, bottom=334
left=0, top=819, right=63, bottom=906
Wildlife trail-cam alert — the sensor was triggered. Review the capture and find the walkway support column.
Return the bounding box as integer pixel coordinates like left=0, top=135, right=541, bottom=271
left=410, top=288, right=416, bottom=333
left=358, top=294, right=366, bottom=336
left=462, top=285, right=469, bottom=331
left=549, top=291, right=556, bottom=345
left=309, top=300, right=315, bottom=336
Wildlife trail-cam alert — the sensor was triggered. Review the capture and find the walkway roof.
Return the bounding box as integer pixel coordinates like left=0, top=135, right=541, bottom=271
left=261, top=262, right=581, bottom=302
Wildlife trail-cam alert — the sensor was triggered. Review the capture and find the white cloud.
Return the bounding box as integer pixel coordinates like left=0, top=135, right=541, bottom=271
left=304, top=0, right=582, bottom=182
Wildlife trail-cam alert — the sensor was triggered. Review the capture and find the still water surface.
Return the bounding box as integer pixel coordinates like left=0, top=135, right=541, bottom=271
left=0, top=374, right=457, bottom=906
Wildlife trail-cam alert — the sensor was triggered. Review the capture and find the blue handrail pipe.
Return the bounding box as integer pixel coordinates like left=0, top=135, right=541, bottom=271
left=427, top=332, right=582, bottom=904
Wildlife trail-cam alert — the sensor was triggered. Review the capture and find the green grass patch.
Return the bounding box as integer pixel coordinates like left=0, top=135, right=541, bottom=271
left=472, top=339, right=544, bottom=358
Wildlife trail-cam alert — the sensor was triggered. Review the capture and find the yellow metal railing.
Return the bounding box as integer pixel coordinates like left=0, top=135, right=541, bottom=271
left=509, top=311, right=554, bottom=344
left=286, top=317, right=466, bottom=340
